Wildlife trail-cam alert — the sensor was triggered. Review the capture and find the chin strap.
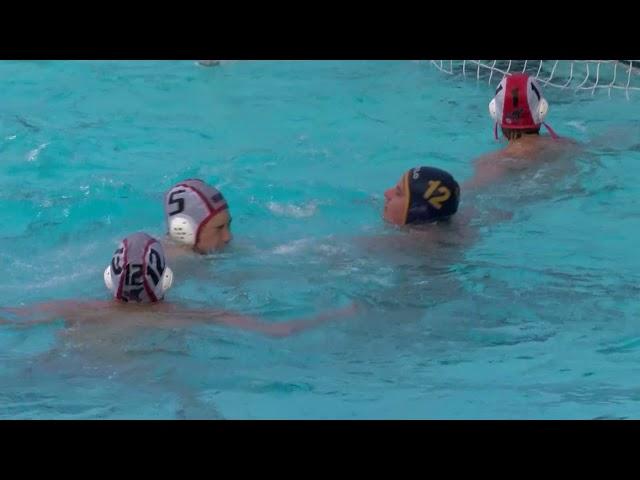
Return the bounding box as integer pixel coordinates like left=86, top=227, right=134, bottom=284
left=543, top=122, right=560, bottom=139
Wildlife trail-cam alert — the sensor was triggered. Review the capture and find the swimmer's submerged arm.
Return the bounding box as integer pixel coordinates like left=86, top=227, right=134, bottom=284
left=166, top=304, right=357, bottom=338
left=0, top=301, right=114, bottom=327
left=0, top=303, right=66, bottom=326
left=1, top=302, right=357, bottom=336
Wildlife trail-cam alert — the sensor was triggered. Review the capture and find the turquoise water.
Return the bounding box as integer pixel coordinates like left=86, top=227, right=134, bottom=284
left=1, top=60, right=639, bottom=419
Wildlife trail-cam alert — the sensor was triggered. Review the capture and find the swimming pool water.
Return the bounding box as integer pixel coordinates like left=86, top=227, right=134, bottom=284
left=1, top=60, right=639, bottom=419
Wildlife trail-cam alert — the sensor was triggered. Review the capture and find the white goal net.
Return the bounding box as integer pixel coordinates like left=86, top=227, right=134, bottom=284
left=430, top=60, right=640, bottom=98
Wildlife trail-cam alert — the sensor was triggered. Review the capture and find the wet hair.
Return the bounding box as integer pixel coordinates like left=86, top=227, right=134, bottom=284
left=501, top=127, right=541, bottom=141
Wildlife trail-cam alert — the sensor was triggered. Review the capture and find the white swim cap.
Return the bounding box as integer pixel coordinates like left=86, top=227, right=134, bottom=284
left=164, top=179, right=228, bottom=247
left=104, top=232, right=173, bottom=303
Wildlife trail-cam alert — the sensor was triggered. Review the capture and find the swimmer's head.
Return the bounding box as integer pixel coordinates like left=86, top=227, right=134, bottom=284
left=197, top=60, right=221, bottom=67
left=164, top=179, right=232, bottom=254
left=383, top=166, right=460, bottom=226
left=489, top=73, right=554, bottom=140
left=104, top=232, right=174, bottom=303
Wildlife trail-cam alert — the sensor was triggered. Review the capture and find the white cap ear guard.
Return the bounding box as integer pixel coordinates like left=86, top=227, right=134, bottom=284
left=168, top=214, right=197, bottom=246
left=104, top=265, right=114, bottom=292
left=161, top=267, right=174, bottom=292
left=535, top=98, right=549, bottom=123
left=489, top=98, right=498, bottom=122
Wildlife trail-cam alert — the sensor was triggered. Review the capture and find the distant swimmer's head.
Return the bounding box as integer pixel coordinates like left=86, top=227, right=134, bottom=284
left=383, top=166, right=460, bottom=226
left=104, top=232, right=174, bottom=304
left=164, top=179, right=232, bottom=254
left=197, top=60, right=221, bottom=67
left=489, top=73, right=558, bottom=140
